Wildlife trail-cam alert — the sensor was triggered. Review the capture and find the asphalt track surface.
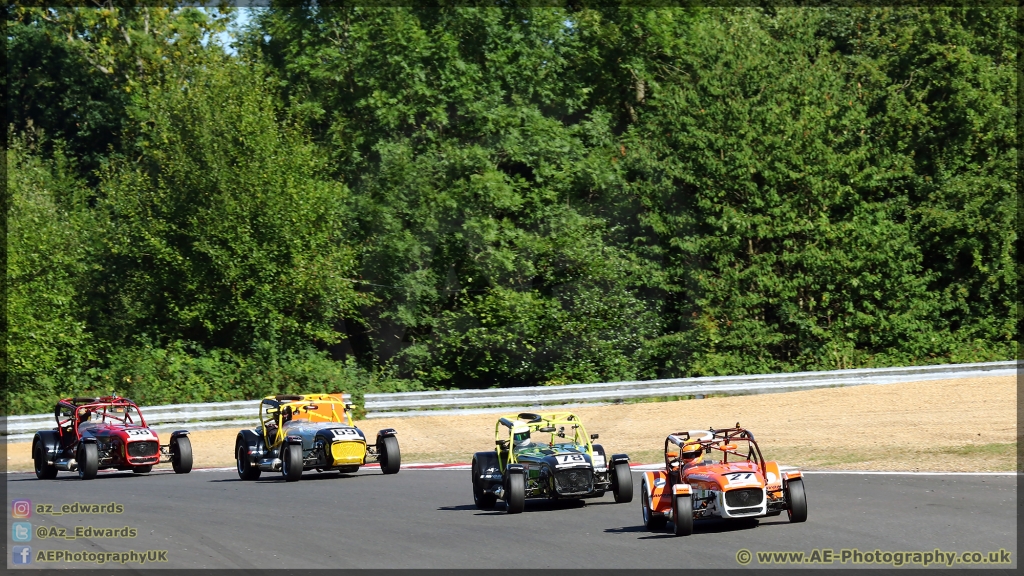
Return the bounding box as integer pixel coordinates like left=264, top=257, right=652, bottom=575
left=5, top=467, right=1018, bottom=570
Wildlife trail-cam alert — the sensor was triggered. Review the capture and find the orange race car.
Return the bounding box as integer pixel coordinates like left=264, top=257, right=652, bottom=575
left=639, top=424, right=807, bottom=536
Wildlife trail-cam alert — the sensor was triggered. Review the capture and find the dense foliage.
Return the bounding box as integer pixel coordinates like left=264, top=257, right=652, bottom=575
left=5, top=5, right=1017, bottom=415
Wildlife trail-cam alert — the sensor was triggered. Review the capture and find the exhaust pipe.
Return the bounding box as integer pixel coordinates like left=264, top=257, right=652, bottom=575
left=258, top=458, right=282, bottom=471
left=55, top=458, right=78, bottom=471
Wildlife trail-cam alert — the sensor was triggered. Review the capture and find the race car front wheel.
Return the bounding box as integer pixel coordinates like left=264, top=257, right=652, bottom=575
left=786, top=478, right=808, bottom=523
left=33, top=442, right=58, bottom=480
left=612, top=462, right=633, bottom=503
left=641, top=480, right=667, bottom=530
left=171, top=436, right=193, bottom=474
left=236, top=444, right=262, bottom=480
left=672, top=493, right=694, bottom=536
left=472, top=459, right=497, bottom=510
left=505, top=473, right=526, bottom=514
left=77, top=443, right=98, bottom=480
left=378, top=436, right=401, bottom=475
left=282, top=444, right=303, bottom=482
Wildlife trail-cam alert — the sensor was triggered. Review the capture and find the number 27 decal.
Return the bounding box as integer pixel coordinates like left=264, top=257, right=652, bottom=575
left=725, top=472, right=759, bottom=486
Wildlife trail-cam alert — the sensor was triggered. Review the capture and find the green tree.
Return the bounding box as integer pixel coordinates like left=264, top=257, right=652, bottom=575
left=6, top=4, right=233, bottom=179
left=820, top=7, right=1017, bottom=360
left=246, top=5, right=663, bottom=386
left=615, top=8, right=1010, bottom=375
left=94, top=53, right=366, bottom=354
left=5, top=133, right=98, bottom=414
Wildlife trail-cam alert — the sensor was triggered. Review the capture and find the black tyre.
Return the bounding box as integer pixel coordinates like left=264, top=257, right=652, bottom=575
left=672, top=493, right=694, bottom=536
left=77, top=443, right=98, bottom=480
left=611, top=462, right=633, bottom=503
left=506, top=473, right=526, bottom=514
left=379, top=436, right=401, bottom=475
left=472, top=458, right=497, bottom=510
left=786, top=478, right=808, bottom=523
left=132, top=465, right=153, bottom=474
left=641, top=480, right=667, bottom=530
left=33, top=442, right=58, bottom=480
left=171, top=436, right=193, bottom=474
left=236, top=444, right=262, bottom=480
left=282, top=444, right=303, bottom=482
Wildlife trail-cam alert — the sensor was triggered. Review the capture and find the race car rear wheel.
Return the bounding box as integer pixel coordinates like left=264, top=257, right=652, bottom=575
left=132, top=465, right=153, bottom=474
left=171, top=436, right=193, bottom=474
left=379, top=436, right=401, bottom=475
left=672, top=493, right=694, bottom=536
left=641, top=480, right=667, bottom=530
left=77, top=443, right=98, bottom=480
left=505, top=473, right=526, bottom=514
left=612, top=462, right=633, bottom=503
left=282, top=444, right=303, bottom=482
left=786, top=478, right=808, bottom=523
left=472, top=459, right=497, bottom=510
left=236, top=444, right=262, bottom=480
left=33, top=442, right=58, bottom=480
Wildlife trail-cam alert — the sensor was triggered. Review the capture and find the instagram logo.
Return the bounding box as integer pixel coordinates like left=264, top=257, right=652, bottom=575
left=12, top=499, right=32, bottom=518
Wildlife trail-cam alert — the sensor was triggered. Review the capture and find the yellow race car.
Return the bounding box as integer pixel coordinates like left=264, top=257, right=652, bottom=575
left=234, top=393, right=400, bottom=481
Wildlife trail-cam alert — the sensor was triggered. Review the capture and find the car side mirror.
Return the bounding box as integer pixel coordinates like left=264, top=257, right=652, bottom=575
left=590, top=433, right=599, bottom=440
left=344, top=403, right=354, bottom=410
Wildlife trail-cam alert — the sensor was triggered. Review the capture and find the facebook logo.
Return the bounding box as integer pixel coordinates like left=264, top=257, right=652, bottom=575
left=12, top=546, right=33, bottom=565
left=12, top=522, right=32, bottom=542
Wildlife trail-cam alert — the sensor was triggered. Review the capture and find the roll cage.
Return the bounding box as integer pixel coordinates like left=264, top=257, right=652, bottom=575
left=55, top=396, right=147, bottom=439
left=495, top=412, right=599, bottom=467
left=259, top=393, right=354, bottom=448
left=665, top=425, right=765, bottom=473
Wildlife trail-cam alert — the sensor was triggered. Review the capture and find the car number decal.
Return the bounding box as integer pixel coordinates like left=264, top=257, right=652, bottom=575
left=330, top=428, right=360, bottom=438
left=554, top=454, right=587, bottom=467
left=724, top=472, right=760, bottom=487
left=125, top=429, right=155, bottom=437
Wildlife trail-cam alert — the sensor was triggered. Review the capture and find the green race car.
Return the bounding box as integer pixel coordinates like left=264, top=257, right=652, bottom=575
left=471, top=412, right=633, bottom=514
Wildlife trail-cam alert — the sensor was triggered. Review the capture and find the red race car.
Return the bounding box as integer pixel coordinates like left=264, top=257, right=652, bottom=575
left=639, top=423, right=807, bottom=536
left=31, top=396, right=193, bottom=480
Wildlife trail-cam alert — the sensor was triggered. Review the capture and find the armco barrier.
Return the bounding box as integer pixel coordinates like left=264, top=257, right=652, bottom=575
left=2, top=395, right=350, bottom=443
left=361, top=360, right=1018, bottom=418
left=3, top=361, right=1016, bottom=439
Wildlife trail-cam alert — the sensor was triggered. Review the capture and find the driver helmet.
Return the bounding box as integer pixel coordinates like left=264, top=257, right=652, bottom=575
left=681, top=442, right=703, bottom=464
left=77, top=407, right=91, bottom=423
left=512, top=426, right=532, bottom=448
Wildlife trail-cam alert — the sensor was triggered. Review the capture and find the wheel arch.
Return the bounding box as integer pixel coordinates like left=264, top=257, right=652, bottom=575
left=33, top=430, right=60, bottom=461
